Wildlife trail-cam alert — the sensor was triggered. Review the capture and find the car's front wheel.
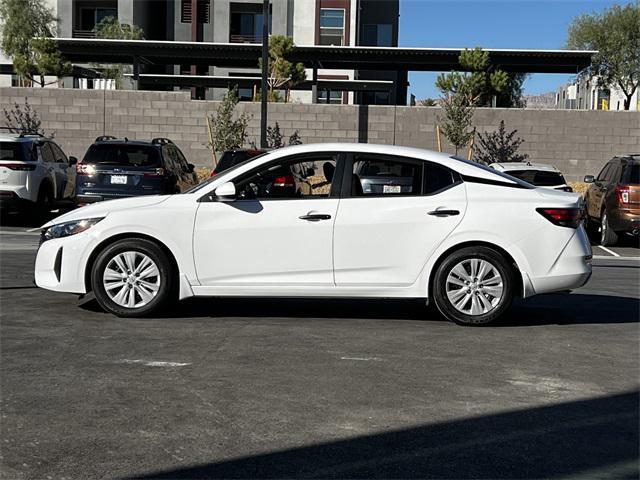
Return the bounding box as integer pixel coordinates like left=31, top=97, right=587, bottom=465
left=91, top=238, right=175, bottom=317
left=432, top=247, right=514, bottom=326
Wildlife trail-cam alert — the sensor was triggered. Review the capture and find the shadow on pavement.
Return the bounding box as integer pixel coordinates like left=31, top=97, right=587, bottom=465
left=127, top=391, right=639, bottom=479
left=0, top=201, right=75, bottom=228
left=79, top=293, right=639, bottom=326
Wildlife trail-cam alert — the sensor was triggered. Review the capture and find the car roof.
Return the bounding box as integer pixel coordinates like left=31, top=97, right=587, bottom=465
left=208, top=143, right=523, bottom=186
left=490, top=162, right=560, bottom=172
left=0, top=133, right=51, bottom=142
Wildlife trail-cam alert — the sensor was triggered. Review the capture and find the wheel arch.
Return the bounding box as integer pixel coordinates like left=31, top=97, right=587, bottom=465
left=84, top=233, right=179, bottom=293
left=427, top=241, right=524, bottom=300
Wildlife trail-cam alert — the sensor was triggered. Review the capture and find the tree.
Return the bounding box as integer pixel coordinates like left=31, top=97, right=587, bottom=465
left=567, top=3, right=640, bottom=110
left=258, top=35, right=306, bottom=102
left=437, top=92, right=475, bottom=155
left=93, top=16, right=145, bottom=88
left=263, top=122, right=303, bottom=148
left=0, top=0, right=71, bottom=87
left=474, top=120, right=529, bottom=165
left=3, top=97, right=47, bottom=136
left=206, top=87, right=250, bottom=164
left=418, top=98, right=437, bottom=107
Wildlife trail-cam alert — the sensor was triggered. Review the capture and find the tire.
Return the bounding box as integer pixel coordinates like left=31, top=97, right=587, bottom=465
left=432, top=246, right=515, bottom=326
left=91, top=238, right=175, bottom=317
left=600, top=210, right=619, bottom=247
left=36, top=183, right=53, bottom=209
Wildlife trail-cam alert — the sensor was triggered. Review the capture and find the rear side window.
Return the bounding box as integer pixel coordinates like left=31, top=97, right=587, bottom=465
left=0, top=142, right=25, bottom=161
left=353, top=157, right=422, bottom=196
left=83, top=144, right=161, bottom=167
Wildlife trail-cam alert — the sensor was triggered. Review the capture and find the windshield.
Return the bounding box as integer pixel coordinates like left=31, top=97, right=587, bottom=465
left=450, top=156, right=535, bottom=189
left=82, top=144, right=161, bottom=168
left=504, top=169, right=566, bottom=186
left=0, top=142, right=25, bottom=161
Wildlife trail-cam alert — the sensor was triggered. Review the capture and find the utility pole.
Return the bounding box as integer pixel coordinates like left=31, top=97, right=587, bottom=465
left=260, top=0, right=269, bottom=148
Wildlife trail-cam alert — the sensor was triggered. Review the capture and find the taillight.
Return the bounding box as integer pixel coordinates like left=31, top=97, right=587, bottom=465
left=616, top=185, right=630, bottom=204
left=537, top=208, right=583, bottom=228
left=0, top=163, right=36, bottom=171
left=144, top=168, right=166, bottom=177
left=210, top=171, right=217, bottom=177
left=273, top=174, right=295, bottom=188
left=76, top=163, right=96, bottom=175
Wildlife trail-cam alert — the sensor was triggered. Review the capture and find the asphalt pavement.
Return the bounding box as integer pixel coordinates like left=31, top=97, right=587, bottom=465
left=0, top=226, right=638, bottom=479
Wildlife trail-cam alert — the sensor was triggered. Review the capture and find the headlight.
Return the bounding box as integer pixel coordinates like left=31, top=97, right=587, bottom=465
left=41, top=218, right=104, bottom=243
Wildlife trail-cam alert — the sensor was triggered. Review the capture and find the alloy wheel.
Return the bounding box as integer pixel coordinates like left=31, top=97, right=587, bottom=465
left=102, top=251, right=161, bottom=308
left=445, top=258, right=504, bottom=316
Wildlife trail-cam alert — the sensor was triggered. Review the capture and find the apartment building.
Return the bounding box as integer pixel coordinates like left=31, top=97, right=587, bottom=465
left=1, top=0, right=400, bottom=104
left=556, top=76, right=638, bottom=111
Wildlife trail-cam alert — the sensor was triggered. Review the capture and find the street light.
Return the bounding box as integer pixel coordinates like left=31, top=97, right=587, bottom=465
left=260, top=0, right=269, bottom=148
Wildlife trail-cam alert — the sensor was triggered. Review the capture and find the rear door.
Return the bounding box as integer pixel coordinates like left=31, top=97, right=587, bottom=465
left=49, top=142, right=75, bottom=199
left=333, top=154, right=466, bottom=286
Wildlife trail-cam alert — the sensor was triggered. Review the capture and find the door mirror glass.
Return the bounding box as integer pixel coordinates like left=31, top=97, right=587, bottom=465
left=69, top=156, right=78, bottom=165
left=215, top=181, right=236, bottom=201
left=584, top=175, right=595, bottom=183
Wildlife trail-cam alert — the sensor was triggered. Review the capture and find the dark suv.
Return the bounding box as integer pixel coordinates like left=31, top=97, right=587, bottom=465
left=210, top=148, right=267, bottom=177
left=76, top=137, right=198, bottom=205
left=584, top=155, right=639, bottom=246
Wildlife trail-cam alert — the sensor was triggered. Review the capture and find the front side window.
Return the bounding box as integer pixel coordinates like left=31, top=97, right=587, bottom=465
left=596, top=163, right=611, bottom=182
left=352, top=157, right=422, bottom=196
left=319, top=8, right=345, bottom=45
left=49, top=143, right=68, bottom=163
left=236, top=157, right=337, bottom=200
left=39, top=143, right=56, bottom=164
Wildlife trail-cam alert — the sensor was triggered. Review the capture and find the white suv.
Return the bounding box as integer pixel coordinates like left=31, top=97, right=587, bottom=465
left=0, top=133, right=77, bottom=214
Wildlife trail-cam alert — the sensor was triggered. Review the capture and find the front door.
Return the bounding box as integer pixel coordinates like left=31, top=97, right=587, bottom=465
left=333, top=154, right=466, bottom=286
left=193, top=154, right=340, bottom=286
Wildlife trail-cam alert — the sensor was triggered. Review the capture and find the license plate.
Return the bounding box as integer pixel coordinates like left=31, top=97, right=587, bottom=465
left=383, top=184, right=402, bottom=194
left=111, top=175, right=127, bottom=185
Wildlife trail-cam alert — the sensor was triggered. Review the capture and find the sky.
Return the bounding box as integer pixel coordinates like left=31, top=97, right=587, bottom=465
left=399, top=0, right=634, bottom=100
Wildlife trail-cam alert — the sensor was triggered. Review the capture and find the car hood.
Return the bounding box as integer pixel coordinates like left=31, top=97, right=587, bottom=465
left=40, top=195, right=171, bottom=228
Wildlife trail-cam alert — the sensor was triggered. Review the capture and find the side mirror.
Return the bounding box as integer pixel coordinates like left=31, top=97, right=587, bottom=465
left=214, top=181, right=236, bottom=202
left=186, top=163, right=195, bottom=173
left=69, top=156, right=78, bottom=165
left=584, top=175, right=595, bottom=183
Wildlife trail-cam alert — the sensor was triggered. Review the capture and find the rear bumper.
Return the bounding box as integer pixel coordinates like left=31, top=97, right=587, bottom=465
left=608, top=208, right=640, bottom=234
left=528, top=226, right=593, bottom=295
left=0, top=191, right=32, bottom=212
left=76, top=191, right=162, bottom=205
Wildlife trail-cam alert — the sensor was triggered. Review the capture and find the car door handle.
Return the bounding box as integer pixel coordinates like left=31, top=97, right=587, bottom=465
left=428, top=209, right=460, bottom=217
left=299, top=213, right=332, bottom=221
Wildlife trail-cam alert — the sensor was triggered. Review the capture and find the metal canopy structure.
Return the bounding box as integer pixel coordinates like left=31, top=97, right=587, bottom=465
left=125, top=74, right=394, bottom=92
left=52, top=38, right=595, bottom=74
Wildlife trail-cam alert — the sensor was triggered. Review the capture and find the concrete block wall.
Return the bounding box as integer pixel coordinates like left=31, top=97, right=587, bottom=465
left=1, top=87, right=638, bottom=181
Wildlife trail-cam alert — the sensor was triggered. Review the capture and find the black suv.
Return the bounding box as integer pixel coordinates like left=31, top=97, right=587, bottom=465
left=76, top=137, right=198, bottom=205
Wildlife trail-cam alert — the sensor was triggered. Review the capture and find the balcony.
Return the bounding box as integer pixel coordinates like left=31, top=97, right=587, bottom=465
left=230, top=34, right=262, bottom=44
left=72, top=29, right=97, bottom=39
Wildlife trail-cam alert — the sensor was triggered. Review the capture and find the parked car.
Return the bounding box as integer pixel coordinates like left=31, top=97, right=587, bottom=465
left=0, top=132, right=77, bottom=215
left=210, top=148, right=267, bottom=177
left=75, top=136, right=197, bottom=205
left=584, top=155, right=639, bottom=246
left=35, top=144, right=591, bottom=325
left=489, top=162, right=572, bottom=192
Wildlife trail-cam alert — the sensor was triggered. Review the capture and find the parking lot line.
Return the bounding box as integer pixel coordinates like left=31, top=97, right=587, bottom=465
left=596, top=245, right=620, bottom=257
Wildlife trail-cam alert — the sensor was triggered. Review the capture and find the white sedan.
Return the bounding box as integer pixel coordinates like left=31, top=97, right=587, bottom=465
left=34, top=144, right=592, bottom=325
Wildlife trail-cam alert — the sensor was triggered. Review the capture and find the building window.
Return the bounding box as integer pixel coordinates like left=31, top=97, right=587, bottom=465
left=319, top=8, right=345, bottom=45
left=361, top=91, right=390, bottom=105
left=181, top=0, right=210, bottom=24
left=230, top=3, right=272, bottom=43
left=317, top=89, right=343, bottom=104
left=361, top=24, right=393, bottom=47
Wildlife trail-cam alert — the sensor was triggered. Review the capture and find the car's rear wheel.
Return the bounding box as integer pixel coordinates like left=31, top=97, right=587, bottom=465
left=91, top=239, right=174, bottom=317
left=600, top=210, right=619, bottom=247
left=432, top=247, right=514, bottom=326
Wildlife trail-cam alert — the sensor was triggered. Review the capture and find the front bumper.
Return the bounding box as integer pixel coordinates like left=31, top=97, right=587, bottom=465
left=34, top=233, right=91, bottom=294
